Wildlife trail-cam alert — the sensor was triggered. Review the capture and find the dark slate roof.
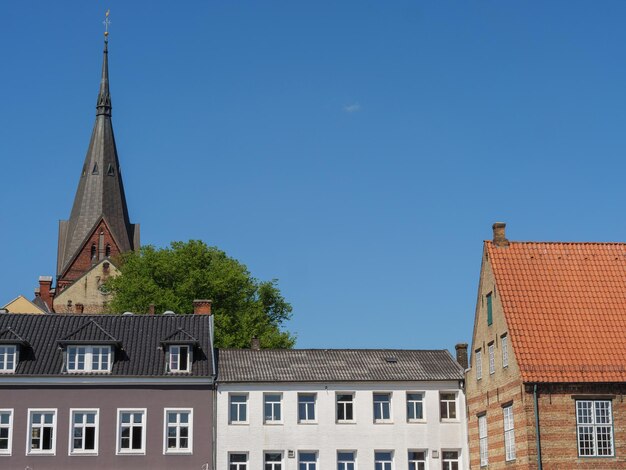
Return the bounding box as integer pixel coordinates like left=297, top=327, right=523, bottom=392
left=0, top=327, right=29, bottom=346
left=0, top=314, right=214, bottom=378
left=217, top=349, right=464, bottom=383
left=58, top=320, right=119, bottom=345
left=161, top=328, right=199, bottom=346
left=58, top=40, right=138, bottom=277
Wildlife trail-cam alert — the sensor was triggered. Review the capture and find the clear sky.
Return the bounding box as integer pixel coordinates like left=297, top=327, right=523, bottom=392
left=2, top=1, right=626, bottom=350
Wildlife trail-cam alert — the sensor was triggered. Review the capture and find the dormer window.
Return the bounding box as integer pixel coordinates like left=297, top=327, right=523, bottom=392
left=0, top=345, right=17, bottom=373
left=67, top=346, right=112, bottom=373
left=168, top=345, right=191, bottom=373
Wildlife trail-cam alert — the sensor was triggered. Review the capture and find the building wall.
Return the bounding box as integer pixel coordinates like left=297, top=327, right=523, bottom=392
left=54, top=260, right=119, bottom=313
left=217, top=381, right=468, bottom=470
left=0, top=385, right=213, bottom=470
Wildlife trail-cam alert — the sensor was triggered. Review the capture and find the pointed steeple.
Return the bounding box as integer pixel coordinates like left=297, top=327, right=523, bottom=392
left=57, top=35, right=139, bottom=283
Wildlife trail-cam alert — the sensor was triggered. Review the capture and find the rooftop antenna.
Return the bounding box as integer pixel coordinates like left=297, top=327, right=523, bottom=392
left=103, top=9, right=111, bottom=42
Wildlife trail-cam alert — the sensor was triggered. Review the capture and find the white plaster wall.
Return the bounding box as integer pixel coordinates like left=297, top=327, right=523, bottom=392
left=217, top=381, right=468, bottom=470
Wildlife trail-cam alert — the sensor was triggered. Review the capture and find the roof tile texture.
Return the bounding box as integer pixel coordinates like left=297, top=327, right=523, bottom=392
left=487, top=241, right=626, bottom=383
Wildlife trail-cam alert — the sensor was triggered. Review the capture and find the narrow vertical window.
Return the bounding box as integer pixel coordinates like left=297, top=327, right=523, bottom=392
left=374, top=451, right=393, bottom=470
left=299, top=451, right=317, bottom=470
left=486, top=292, right=493, bottom=325
left=478, top=414, right=488, bottom=466
left=28, top=409, right=56, bottom=454
left=264, top=394, right=282, bottom=423
left=501, top=334, right=509, bottom=368
left=298, top=394, right=316, bottom=423
left=406, top=392, right=424, bottom=421
left=90, top=244, right=97, bottom=260
left=164, top=409, right=192, bottom=454
left=503, top=405, right=516, bottom=461
left=373, top=393, right=391, bottom=422
left=408, top=450, right=426, bottom=470
left=337, top=451, right=356, bottom=470
left=105, top=244, right=111, bottom=257
left=475, top=349, right=482, bottom=380
left=440, top=392, right=457, bottom=420
left=488, top=343, right=495, bottom=375
left=0, top=410, right=13, bottom=455
left=229, top=394, right=248, bottom=424
left=336, top=393, right=354, bottom=422
left=117, top=409, right=146, bottom=454
left=229, top=453, right=248, bottom=470
left=70, top=409, right=98, bottom=454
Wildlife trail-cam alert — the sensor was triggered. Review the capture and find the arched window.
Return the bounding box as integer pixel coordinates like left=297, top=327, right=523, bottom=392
left=105, top=244, right=111, bottom=257
left=90, top=244, right=97, bottom=259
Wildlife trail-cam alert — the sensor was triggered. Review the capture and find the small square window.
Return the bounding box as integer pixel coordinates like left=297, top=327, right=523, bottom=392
left=442, top=450, right=460, bottom=470
left=337, top=451, right=356, bottom=470
left=374, top=451, right=393, bottom=470
left=168, top=345, right=191, bottom=373
left=0, top=346, right=17, bottom=373
left=229, top=394, right=248, bottom=424
left=265, top=451, right=283, bottom=470
left=373, top=393, right=392, bottom=422
left=264, top=394, right=282, bottom=424
left=299, top=451, right=318, bottom=470
left=298, top=393, right=316, bottom=423
left=440, top=392, right=457, bottom=420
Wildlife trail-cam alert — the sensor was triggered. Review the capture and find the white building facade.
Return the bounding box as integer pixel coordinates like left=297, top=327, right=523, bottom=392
left=216, top=349, right=469, bottom=470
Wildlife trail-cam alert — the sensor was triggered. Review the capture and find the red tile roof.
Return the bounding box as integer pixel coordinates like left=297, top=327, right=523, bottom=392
left=487, top=241, right=626, bottom=383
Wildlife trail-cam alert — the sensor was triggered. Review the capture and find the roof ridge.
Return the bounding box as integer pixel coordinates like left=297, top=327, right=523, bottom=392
left=486, top=240, right=626, bottom=245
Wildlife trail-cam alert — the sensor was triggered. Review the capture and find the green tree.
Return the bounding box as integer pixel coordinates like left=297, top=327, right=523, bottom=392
left=106, top=240, right=295, bottom=348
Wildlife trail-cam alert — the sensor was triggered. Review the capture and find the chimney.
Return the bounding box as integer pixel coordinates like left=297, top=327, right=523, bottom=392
left=492, top=222, right=509, bottom=247
left=38, top=276, right=54, bottom=311
left=455, top=343, right=468, bottom=369
left=251, top=337, right=261, bottom=350
left=193, top=299, right=212, bottom=315
left=75, top=303, right=84, bottom=314
left=148, top=303, right=155, bottom=315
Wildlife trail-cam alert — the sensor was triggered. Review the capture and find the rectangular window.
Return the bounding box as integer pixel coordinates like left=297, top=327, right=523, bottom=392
left=442, top=451, right=460, bottom=470
left=117, top=409, right=146, bottom=454
left=373, top=393, right=391, bottom=422
left=576, top=400, right=613, bottom=457
left=488, top=343, right=495, bottom=375
left=338, top=451, right=355, bottom=470
left=298, top=393, right=316, bottom=423
left=408, top=450, right=426, bottom=470
left=440, top=392, right=457, bottom=420
left=264, top=394, right=282, bottom=423
left=164, top=409, right=192, bottom=454
left=69, top=409, right=98, bottom=455
left=503, top=405, right=516, bottom=461
left=28, top=409, right=56, bottom=455
left=337, top=393, right=354, bottom=422
left=501, top=335, right=509, bottom=368
left=229, top=394, right=248, bottom=424
left=67, top=346, right=111, bottom=372
left=486, top=292, right=493, bottom=325
left=407, top=392, right=424, bottom=421
left=168, top=345, right=191, bottom=372
left=0, top=346, right=16, bottom=373
left=478, top=414, right=488, bottom=466
left=374, top=451, right=393, bottom=470
left=230, top=452, right=248, bottom=470
left=0, top=409, right=13, bottom=455
left=299, top=451, right=317, bottom=470
left=265, top=451, right=283, bottom=470
left=475, top=349, right=482, bottom=380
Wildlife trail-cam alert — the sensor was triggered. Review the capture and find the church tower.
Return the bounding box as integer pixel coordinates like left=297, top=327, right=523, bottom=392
left=36, top=23, right=139, bottom=313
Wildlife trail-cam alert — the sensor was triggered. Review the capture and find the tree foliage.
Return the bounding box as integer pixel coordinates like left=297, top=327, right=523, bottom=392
left=106, top=240, right=295, bottom=348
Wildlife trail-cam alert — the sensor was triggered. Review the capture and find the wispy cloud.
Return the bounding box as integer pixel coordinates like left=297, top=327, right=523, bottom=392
left=343, top=103, right=361, bottom=113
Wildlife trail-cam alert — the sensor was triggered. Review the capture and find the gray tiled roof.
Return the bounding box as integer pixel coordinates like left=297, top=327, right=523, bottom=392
left=217, top=349, right=464, bottom=383
left=0, top=314, right=214, bottom=378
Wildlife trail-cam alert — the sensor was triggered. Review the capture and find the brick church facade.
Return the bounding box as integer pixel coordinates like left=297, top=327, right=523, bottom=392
left=466, top=223, right=626, bottom=469
left=34, top=38, right=139, bottom=314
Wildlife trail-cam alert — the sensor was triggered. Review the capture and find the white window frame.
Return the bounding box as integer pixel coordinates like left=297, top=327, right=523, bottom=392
left=488, top=343, right=495, bottom=375
left=163, top=408, right=193, bottom=455
left=0, top=345, right=17, bottom=373
left=501, top=335, right=509, bottom=368
left=263, top=393, right=283, bottom=424
left=337, top=450, right=356, bottom=470
left=298, top=393, right=317, bottom=423
left=442, top=450, right=460, bottom=470
left=408, top=450, right=426, bottom=470
left=336, top=392, right=355, bottom=423
left=229, top=452, right=248, bottom=470
left=576, top=399, right=613, bottom=457
left=406, top=392, right=425, bottom=422
left=66, top=345, right=112, bottom=373
left=373, top=392, right=392, bottom=423
left=475, top=349, right=482, bottom=380
left=440, top=392, right=458, bottom=421
left=68, top=408, right=99, bottom=456
left=264, top=451, right=283, bottom=470
left=0, top=409, right=13, bottom=456
left=116, top=408, right=147, bottom=455
left=229, top=393, right=248, bottom=424
left=168, top=345, right=192, bottom=373
left=298, top=450, right=318, bottom=470
left=478, top=414, right=488, bottom=466
left=503, top=404, right=516, bottom=461
left=26, top=408, right=57, bottom=455
left=374, top=450, right=393, bottom=470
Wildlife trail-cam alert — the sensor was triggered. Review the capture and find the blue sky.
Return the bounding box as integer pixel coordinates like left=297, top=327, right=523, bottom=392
left=2, top=1, right=626, bottom=349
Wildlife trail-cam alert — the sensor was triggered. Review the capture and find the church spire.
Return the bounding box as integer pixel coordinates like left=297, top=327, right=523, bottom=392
left=96, top=40, right=112, bottom=116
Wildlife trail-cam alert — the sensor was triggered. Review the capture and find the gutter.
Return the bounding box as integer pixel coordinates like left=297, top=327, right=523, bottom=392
left=533, top=384, right=543, bottom=470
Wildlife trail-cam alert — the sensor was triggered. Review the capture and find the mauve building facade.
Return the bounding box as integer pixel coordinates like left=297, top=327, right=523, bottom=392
left=0, top=310, right=215, bottom=470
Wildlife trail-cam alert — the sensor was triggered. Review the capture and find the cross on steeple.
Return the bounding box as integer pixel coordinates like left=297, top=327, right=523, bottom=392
left=103, top=10, right=111, bottom=40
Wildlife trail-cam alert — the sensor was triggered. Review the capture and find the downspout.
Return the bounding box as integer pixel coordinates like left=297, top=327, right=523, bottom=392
left=210, top=315, right=217, bottom=470
left=533, top=384, right=543, bottom=470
